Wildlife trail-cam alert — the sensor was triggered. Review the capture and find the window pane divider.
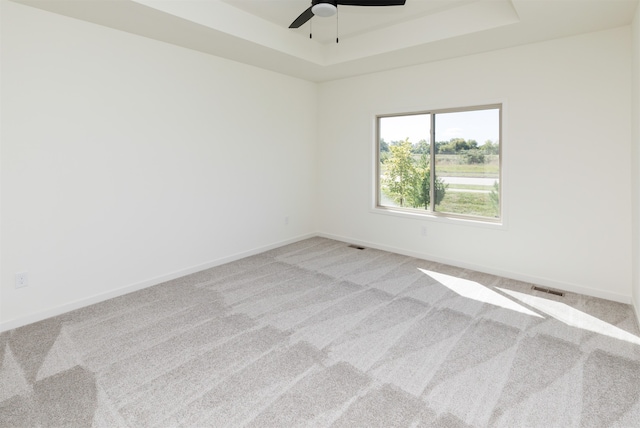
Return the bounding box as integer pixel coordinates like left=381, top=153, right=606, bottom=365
left=429, top=113, right=436, bottom=213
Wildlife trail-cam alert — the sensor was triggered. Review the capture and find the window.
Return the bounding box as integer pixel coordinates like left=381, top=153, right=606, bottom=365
left=376, top=104, right=501, bottom=222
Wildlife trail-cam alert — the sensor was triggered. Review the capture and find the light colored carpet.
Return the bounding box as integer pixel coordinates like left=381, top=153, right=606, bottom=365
left=1, top=237, right=640, bottom=427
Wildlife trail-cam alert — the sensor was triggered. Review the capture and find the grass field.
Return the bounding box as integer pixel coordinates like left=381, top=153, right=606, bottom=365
left=435, top=154, right=499, bottom=178
left=380, top=190, right=500, bottom=218
left=436, top=192, right=499, bottom=218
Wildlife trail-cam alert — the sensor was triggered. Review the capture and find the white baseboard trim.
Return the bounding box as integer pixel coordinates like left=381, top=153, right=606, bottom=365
left=634, top=300, right=640, bottom=333
left=318, top=232, right=633, bottom=305
left=0, top=233, right=316, bottom=333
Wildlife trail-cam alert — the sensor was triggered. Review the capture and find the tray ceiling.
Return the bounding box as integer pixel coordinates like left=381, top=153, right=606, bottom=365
left=11, top=0, right=639, bottom=82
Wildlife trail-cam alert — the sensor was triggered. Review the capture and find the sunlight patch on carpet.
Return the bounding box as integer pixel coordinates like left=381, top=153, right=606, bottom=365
left=419, top=269, right=543, bottom=318
left=498, top=288, right=640, bottom=346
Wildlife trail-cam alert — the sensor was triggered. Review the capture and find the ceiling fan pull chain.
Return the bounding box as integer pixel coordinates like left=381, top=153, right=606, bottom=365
left=336, top=7, right=339, bottom=43
left=310, top=18, right=313, bottom=39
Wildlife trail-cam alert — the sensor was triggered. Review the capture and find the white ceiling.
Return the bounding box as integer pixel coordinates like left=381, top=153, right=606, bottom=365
left=12, top=0, right=639, bottom=82
left=222, top=0, right=476, bottom=44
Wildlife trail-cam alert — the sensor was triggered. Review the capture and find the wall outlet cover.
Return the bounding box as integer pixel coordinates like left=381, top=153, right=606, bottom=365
left=15, top=272, right=28, bottom=288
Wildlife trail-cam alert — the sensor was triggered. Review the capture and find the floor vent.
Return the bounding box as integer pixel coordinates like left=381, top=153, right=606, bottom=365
left=531, top=285, right=565, bottom=297
left=348, top=244, right=366, bottom=250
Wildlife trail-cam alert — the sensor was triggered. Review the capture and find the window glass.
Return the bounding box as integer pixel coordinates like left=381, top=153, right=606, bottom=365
left=434, top=108, right=500, bottom=218
left=378, top=113, right=430, bottom=209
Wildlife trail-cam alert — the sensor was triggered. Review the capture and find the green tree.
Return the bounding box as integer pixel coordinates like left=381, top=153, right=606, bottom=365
left=463, top=149, right=486, bottom=164
left=481, top=140, right=499, bottom=155
left=383, top=139, right=417, bottom=207
left=437, top=138, right=473, bottom=154
left=450, top=138, right=470, bottom=152
left=379, top=139, right=390, bottom=163
left=410, top=152, right=430, bottom=209
left=408, top=152, right=448, bottom=209
left=382, top=139, right=447, bottom=209
left=437, top=141, right=456, bottom=154
left=431, top=170, right=448, bottom=208
left=441, top=138, right=482, bottom=153
left=412, top=139, right=430, bottom=155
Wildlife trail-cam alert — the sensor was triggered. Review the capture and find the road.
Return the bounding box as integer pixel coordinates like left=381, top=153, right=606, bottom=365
left=438, top=177, right=498, bottom=186
left=439, top=176, right=498, bottom=194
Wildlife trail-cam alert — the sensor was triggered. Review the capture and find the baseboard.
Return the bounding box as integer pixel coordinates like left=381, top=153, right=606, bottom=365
left=0, top=233, right=316, bottom=333
left=634, top=300, right=640, bottom=333
left=318, top=232, right=633, bottom=305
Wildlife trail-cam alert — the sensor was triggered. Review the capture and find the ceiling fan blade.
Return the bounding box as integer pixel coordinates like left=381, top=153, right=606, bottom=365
left=289, top=6, right=314, bottom=28
left=337, top=0, right=405, bottom=5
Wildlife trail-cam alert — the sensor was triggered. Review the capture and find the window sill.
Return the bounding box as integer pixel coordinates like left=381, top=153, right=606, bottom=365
left=371, top=206, right=506, bottom=230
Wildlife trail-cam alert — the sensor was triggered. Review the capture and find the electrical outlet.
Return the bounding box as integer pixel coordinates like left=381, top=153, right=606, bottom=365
left=285, top=216, right=290, bottom=226
left=15, top=272, right=28, bottom=289
left=421, top=226, right=427, bottom=237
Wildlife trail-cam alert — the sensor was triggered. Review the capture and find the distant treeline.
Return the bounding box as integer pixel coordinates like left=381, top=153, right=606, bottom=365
left=380, top=138, right=499, bottom=155
left=380, top=138, right=499, bottom=165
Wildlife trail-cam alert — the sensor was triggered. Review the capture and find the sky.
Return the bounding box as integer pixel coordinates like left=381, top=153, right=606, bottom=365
left=379, top=108, right=500, bottom=145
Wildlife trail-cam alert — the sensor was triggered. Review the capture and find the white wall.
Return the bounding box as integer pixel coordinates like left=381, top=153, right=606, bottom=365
left=632, top=4, right=640, bottom=325
left=317, top=27, right=633, bottom=303
left=0, top=1, right=318, bottom=329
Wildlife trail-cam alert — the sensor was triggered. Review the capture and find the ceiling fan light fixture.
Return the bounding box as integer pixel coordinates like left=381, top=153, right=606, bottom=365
left=311, top=3, right=337, bottom=17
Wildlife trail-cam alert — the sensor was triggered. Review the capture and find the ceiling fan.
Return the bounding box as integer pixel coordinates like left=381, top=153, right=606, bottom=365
left=288, top=0, right=406, bottom=29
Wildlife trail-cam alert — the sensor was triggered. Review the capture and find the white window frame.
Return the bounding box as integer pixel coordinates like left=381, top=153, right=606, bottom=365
left=373, top=104, right=503, bottom=225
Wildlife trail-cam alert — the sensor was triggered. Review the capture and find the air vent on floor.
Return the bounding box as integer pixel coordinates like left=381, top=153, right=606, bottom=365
left=348, top=244, right=366, bottom=250
left=531, top=285, right=565, bottom=297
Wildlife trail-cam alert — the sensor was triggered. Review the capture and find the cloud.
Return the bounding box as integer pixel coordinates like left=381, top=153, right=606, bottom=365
left=442, top=127, right=464, bottom=139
